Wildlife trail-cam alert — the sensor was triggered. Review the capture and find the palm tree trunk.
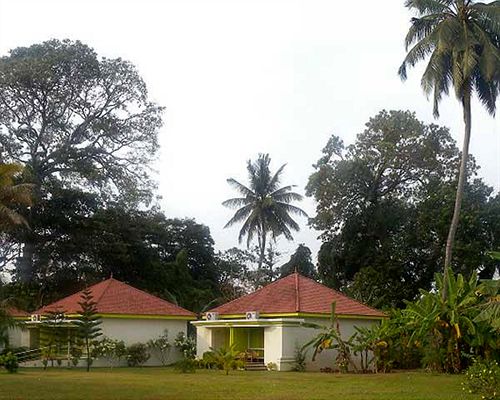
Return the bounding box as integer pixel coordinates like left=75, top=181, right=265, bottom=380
left=258, top=230, right=267, bottom=270
left=444, top=90, right=472, bottom=281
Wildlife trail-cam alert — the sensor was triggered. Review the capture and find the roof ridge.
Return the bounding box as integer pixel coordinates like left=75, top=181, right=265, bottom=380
left=297, top=274, right=385, bottom=315
left=295, top=272, right=300, bottom=312
left=94, top=278, right=114, bottom=305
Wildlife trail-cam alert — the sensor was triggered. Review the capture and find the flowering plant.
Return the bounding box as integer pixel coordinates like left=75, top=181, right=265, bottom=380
left=147, top=330, right=172, bottom=366
left=174, top=332, right=196, bottom=360
left=92, top=337, right=127, bottom=368
left=462, top=359, right=500, bottom=400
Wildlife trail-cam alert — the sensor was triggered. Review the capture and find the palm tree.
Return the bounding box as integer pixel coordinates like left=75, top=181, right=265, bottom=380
left=398, top=0, right=500, bottom=273
left=223, top=154, right=308, bottom=269
left=0, top=163, right=33, bottom=231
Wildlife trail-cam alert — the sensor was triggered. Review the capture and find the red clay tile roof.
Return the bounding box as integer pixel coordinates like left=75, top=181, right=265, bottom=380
left=36, top=278, right=195, bottom=317
left=6, top=306, right=29, bottom=317
left=209, top=273, right=385, bottom=318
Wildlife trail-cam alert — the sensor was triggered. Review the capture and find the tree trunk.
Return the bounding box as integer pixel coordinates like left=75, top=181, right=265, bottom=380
left=444, top=90, right=472, bottom=281
left=18, top=238, right=35, bottom=283
left=258, top=229, right=267, bottom=270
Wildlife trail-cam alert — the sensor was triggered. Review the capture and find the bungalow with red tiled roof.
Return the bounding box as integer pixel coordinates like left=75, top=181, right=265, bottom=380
left=2, top=306, right=30, bottom=350
left=20, top=278, right=195, bottom=366
left=192, top=272, right=385, bottom=371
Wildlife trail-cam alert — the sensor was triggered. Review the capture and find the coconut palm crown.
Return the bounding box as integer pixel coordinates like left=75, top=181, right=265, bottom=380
left=399, top=0, right=500, bottom=271
left=223, top=154, right=308, bottom=268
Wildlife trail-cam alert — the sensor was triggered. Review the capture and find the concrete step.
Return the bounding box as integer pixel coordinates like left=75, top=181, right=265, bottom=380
left=244, top=362, right=267, bottom=371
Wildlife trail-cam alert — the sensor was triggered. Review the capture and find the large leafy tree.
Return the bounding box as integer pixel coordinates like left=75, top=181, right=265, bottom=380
left=0, top=164, right=32, bottom=231
left=223, top=153, right=307, bottom=269
left=0, top=39, right=164, bottom=281
left=307, top=110, right=500, bottom=308
left=0, top=191, right=219, bottom=312
left=398, top=0, right=500, bottom=272
left=279, top=244, right=317, bottom=279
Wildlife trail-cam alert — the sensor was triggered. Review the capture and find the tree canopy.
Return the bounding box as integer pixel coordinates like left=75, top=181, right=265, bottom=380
left=223, top=153, right=307, bottom=269
left=0, top=39, right=164, bottom=281
left=307, top=110, right=500, bottom=308
left=399, top=0, right=500, bottom=272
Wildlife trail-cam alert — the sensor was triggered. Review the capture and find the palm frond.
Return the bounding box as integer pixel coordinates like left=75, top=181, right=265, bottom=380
left=223, top=204, right=254, bottom=229
left=405, top=0, right=455, bottom=17
left=275, top=202, right=309, bottom=218
left=226, top=178, right=255, bottom=197
left=221, top=197, right=252, bottom=209
left=268, top=163, right=286, bottom=192
left=405, top=14, right=445, bottom=49
left=399, top=33, right=437, bottom=80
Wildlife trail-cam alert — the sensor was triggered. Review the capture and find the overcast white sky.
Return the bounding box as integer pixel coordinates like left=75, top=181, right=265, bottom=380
left=0, top=0, right=498, bottom=264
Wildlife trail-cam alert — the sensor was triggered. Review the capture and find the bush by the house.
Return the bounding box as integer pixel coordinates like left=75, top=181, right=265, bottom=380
left=266, top=362, right=277, bottom=371
left=0, top=352, right=19, bottom=373
left=462, top=359, right=500, bottom=400
left=207, top=345, right=244, bottom=375
left=198, top=351, right=218, bottom=369
left=174, top=332, right=196, bottom=360
left=93, top=337, right=127, bottom=368
left=147, top=330, right=172, bottom=366
left=126, top=343, right=150, bottom=367
left=292, top=345, right=306, bottom=372
left=70, top=345, right=83, bottom=367
left=174, top=358, right=197, bottom=373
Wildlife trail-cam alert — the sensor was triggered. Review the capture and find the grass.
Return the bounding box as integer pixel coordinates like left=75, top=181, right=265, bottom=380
left=0, top=368, right=474, bottom=400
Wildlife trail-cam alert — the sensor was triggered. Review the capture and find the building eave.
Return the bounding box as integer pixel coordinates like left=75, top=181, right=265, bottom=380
left=207, top=312, right=386, bottom=321
left=191, top=318, right=305, bottom=328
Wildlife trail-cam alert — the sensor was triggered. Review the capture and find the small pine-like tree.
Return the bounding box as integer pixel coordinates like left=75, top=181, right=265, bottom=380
left=75, top=288, right=102, bottom=372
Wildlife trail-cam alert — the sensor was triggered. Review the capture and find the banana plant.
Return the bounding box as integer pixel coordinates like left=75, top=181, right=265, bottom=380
left=302, top=302, right=357, bottom=373
left=402, top=267, right=492, bottom=372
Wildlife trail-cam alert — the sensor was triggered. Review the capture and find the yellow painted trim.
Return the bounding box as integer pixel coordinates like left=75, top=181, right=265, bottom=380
left=63, top=313, right=195, bottom=321
left=12, top=316, right=30, bottom=321
left=192, top=320, right=302, bottom=327
left=213, top=312, right=386, bottom=320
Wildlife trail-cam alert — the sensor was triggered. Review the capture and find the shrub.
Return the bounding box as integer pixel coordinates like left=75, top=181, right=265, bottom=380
left=93, top=337, right=127, bottom=368
left=462, top=359, right=500, bottom=400
left=147, top=330, right=172, bottom=366
left=174, top=332, right=196, bottom=360
left=292, top=345, right=306, bottom=372
left=0, top=352, right=19, bottom=373
left=126, top=343, right=150, bottom=367
left=208, top=345, right=244, bottom=375
left=70, top=346, right=82, bottom=367
left=267, top=362, right=277, bottom=371
left=174, top=358, right=197, bottom=373
left=199, top=351, right=218, bottom=369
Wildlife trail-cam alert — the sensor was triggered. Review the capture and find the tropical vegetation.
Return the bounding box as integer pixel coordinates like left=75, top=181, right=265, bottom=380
left=223, top=153, right=307, bottom=271
left=399, top=0, right=500, bottom=271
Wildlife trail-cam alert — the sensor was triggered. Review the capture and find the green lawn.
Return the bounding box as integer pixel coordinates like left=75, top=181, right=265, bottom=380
left=0, top=368, right=474, bottom=400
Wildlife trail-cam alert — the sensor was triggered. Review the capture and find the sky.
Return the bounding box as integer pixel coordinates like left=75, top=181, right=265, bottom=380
left=0, top=0, right=498, bottom=264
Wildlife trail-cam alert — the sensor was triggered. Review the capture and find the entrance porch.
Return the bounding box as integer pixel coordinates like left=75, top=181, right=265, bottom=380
left=192, top=317, right=304, bottom=371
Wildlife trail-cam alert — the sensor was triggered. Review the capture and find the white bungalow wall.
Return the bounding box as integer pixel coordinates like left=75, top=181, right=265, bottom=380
left=277, top=317, right=378, bottom=371
left=194, top=317, right=379, bottom=372
left=5, top=326, right=30, bottom=349
left=93, top=318, right=189, bottom=367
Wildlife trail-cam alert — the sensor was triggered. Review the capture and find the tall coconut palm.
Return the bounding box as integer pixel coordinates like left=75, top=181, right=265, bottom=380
left=223, top=154, right=308, bottom=269
left=399, top=0, right=500, bottom=273
left=0, top=163, right=33, bottom=231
